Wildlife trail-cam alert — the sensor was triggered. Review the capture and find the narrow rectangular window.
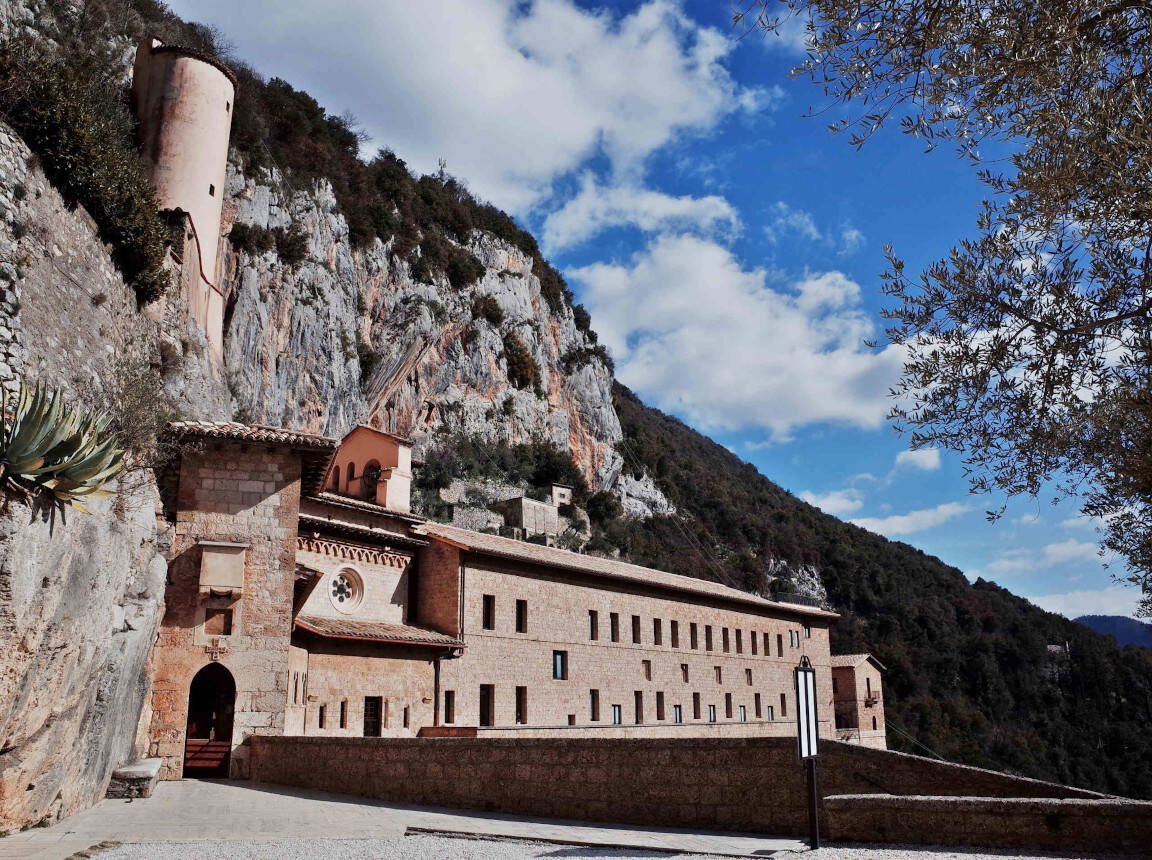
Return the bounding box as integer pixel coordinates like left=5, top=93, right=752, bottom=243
left=670, top=620, right=679, bottom=648
left=653, top=618, right=662, bottom=646
left=553, top=650, right=569, bottom=680
left=722, top=627, right=730, bottom=652
left=777, top=633, right=784, bottom=657
left=340, top=699, right=348, bottom=728
left=634, top=690, right=644, bottom=724
left=443, top=691, right=455, bottom=724
left=745, top=668, right=753, bottom=686
left=515, top=686, right=528, bottom=724
left=204, top=608, right=233, bottom=636
left=642, top=659, right=652, bottom=681
left=656, top=691, right=666, bottom=721
left=867, top=676, right=872, bottom=697
left=681, top=663, right=689, bottom=683
left=363, top=696, right=382, bottom=737
left=725, top=693, right=733, bottom=719
left=612, top=704, right=622, bottom=725
left=751, top=631, right=758, bottom=655
left=693, top=692, right=702, bottom=720
left=804, top=624, right=811, bottom=639
left=482, top=594, right=495, bottom=630
left=767, top=705, right=775, bottom=720
left=739, top=705, right=747, bottom=722
left=714, top=665, right=722, bottom=684
left=705, top=625, right=713, bottom=651
left=589, top=610, right=599, bottom=640
left=403, top=706, right=410, bottom=729
left=690, top=623, right=699, bottom=649
left=736, top=629, right=743, bottom=654
left=632, top=614, right=641, bottom=644
left=479, top=685, right=495, bottom=727
left=708, top=704, right=717, bottom=722
left=208, top=183, right=215, bottom=196
left=318, top=704, right=326, bottom=729
left=754, top=692, right=762, bottom=718
left=568, top=714, right=576, bottom=725
left=780, top=692, right=787, bottom=717
left=764, top=632, right=771, bottom=655
left=590, top=689, right=601, bottom=721
left=673, top=704, right=683, bottom=724
left=610, top=612, right=620, bottom=642
left=515, top=599, right=528, bottom=634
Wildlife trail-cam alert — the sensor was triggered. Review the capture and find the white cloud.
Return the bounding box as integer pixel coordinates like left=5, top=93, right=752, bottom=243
left=764, top=201, right=821, bottom=243
left=541, top=174, right=740, bottom=252
left=987, top=539, right=1103, bottom=574
left=800, top=488, right=864, bottom=516
left=894, top=448, right=941, bottom=471
left=839, top=226, right=865, bottom=256
left=171, top=0, right=766, bottom=212
left=849, top=502, right=970, bottom=536
left=569, top=235, right=904, bottom=438
left=1029, top=586, right=1142, bottom=620
left=757, top=13, right=814, bottom=53
left=1014, top=512, right=1042, bottom=527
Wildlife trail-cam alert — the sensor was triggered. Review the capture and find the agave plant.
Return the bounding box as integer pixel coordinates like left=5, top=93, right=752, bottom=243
left=0, top=379, right=125, bottom=513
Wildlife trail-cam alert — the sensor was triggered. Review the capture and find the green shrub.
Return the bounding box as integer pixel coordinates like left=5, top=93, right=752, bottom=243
left=502, top=333, right=541, bottom=392
left=586, top=490, right=624, bottom=526
left=471, top=294, right=504, bottom=327
left=228, top=222, right=275, bottom=255
left=273, top=224, right=309, bottom=267
left=0, top=36, right=170, bottom=303
left=561, top=345, right=615, bottom=374
left=411, top=230, right=484, bottom=289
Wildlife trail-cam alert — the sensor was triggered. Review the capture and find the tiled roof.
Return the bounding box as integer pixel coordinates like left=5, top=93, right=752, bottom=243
left=168, top=421, right=337, bottom=494
left=415, top=522, right=838, bottom=620
left=167, top=421, right=337, bottom=449
left=295, top=614, right=462, bottom=647
left=308, top=492, right=426, bottom=522
left=831, top=653, right=887, bottom=671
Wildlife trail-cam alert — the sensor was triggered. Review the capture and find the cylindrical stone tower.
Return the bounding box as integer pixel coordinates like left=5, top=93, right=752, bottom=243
left=132, top=38, right=236, bottom=359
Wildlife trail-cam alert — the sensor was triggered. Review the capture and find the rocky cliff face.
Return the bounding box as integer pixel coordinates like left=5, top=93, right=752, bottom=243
left=219, top=163, right=627, bottom=490
left=0, top=116, right=230, bottom=832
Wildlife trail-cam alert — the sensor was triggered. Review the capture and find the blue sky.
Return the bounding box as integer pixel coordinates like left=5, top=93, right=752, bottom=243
left=168, top=0, right=1141, bottom=619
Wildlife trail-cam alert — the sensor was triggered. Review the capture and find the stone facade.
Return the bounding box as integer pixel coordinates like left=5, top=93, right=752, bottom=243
left=831, top=654, right=887, bottom=749
left=147, top=441, right=304, bottom=779
left=433, top=551, right=835, bottom=735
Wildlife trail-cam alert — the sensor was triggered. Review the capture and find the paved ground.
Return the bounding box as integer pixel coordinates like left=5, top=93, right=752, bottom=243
left=0, top=780, right=802, bottom=859
left=0, top=781, right=1121, bottom=860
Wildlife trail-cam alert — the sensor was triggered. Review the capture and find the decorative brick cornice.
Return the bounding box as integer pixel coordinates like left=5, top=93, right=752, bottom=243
left=296, top=536, right=409, bottom=568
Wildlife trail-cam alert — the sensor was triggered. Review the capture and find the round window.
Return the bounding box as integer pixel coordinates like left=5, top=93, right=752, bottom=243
left=328, top=567, right=363, bottom=613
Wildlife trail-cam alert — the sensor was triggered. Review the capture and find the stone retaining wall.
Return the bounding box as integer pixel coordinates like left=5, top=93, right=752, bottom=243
left=250, top=735, right=1102, bottom=838
left=825, top=794, right=1152, bottom=854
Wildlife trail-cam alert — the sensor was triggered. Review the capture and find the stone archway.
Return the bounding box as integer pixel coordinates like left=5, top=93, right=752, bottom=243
left=183, top=662, right=236, bottom=778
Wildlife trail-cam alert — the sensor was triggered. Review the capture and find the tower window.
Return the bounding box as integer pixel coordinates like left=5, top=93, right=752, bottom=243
left=208, top=184, right=215, bottom=197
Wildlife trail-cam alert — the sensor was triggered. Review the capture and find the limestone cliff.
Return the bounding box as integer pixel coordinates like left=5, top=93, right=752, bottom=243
left=219, top=163, right=626, bottom=490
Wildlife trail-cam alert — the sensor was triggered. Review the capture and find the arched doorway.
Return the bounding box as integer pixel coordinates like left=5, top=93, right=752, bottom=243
left=183, top=663, right=235, bottom=778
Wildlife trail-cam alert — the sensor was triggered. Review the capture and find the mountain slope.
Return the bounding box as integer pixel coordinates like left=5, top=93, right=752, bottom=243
left=1075, top=615, right=1152, bottom=649
left=613, top=384, right=1152, bottom=799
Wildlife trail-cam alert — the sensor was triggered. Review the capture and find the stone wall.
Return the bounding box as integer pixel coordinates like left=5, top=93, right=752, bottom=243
left=0, top=115, right=227, bottom=833
left=250, top=736, right=1102, bottom=838
left=824, top=794, right=1152, bottom=855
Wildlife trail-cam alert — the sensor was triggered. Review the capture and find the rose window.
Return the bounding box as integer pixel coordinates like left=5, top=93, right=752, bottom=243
left=328, top=568, right=363, bottom=613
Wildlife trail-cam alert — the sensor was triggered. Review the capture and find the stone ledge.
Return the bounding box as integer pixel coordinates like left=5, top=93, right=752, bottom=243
left=106, top=758, right=162, bottom=799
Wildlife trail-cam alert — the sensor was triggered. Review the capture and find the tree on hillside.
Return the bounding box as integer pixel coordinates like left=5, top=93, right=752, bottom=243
left=740, top=0, right=1152, bottom=614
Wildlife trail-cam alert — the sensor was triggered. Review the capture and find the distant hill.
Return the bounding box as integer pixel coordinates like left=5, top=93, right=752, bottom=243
left=1075, top=615, right=1152, bottom=649
left=611, top=383, right=1152, bottom=800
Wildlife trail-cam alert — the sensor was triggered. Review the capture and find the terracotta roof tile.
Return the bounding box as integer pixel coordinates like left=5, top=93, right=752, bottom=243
left=295, top=614, right=462, bottom=647
left=831, top=653, right=886, bottom=671
left=168, top=421, right=337, bottom=449
left=415, top=522, right=837, bottom=620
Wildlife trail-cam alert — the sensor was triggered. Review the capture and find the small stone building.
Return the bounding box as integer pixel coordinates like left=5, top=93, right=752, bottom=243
left=145, top=420, right=885, bottom=780
left=831, top=653, right=887, bottom=749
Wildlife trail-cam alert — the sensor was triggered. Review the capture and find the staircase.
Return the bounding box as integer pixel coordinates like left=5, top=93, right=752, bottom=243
left=183, top=739, right=231, bottom=777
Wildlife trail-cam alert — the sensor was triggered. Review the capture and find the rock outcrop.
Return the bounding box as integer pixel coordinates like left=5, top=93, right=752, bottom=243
left=219, top=163, right=628, bottom=491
